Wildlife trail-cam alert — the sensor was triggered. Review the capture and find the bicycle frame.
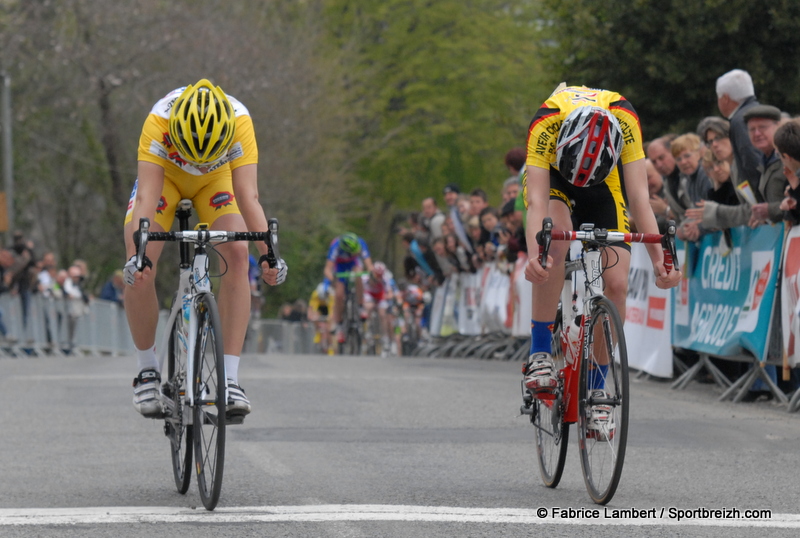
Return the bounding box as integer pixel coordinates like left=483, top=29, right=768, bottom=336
left=157, top=249, right=211, bottom=410
left=539, top=220, right=677, bottom=423
left=136, top=202, right=280, bottom=411
left=558, top=251, right=603, bottom=424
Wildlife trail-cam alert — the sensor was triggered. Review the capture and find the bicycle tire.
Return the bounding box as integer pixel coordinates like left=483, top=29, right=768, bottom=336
left=577, top=296, right=629, bottom=505
left=532, top=312, right=569, bottom=487
left=165, top=311, right=192, bottom=494
left=192, top=292, right=226, bottom=511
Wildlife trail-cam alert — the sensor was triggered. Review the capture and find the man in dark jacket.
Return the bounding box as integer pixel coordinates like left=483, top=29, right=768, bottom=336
left=716, top=69, right=762, bottom=194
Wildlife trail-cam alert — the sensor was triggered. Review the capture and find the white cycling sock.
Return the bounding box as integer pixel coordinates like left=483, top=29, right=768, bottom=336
left=136, top=344, right=159, bottom=373
left=224, top=354, right=240, bottom=385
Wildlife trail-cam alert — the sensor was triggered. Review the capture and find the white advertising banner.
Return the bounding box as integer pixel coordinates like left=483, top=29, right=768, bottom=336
left=781, top=225, right=800, bottom=368
left=624, top=243, right=674, bottom=378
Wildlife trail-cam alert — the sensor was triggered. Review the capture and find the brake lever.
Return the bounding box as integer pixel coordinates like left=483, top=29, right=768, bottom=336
left=263, top=218, right=280, bottom=269
left=662, top=220, right=677, bottom=274
left=135, top=218, right=150, bottom=272
left=537, top=217, right=553, bottom=268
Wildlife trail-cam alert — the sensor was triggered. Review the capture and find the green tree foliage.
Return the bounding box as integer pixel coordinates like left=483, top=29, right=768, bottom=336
left=0, top=0, right=352, bottom=310
left=323, top=0, right=548, bottom=217
left=536, top=0, right=800, bottom=138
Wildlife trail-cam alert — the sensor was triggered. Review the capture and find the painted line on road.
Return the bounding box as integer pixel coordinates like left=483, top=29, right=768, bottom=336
left=1, top=505, right=799, bottom=528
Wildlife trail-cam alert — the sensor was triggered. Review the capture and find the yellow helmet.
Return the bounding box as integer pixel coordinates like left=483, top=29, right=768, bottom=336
left=168, top=79, right=236, bottom=165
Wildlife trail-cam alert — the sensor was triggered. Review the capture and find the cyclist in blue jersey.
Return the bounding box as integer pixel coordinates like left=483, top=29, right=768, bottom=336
left=321, top=232, right=374, bottom=344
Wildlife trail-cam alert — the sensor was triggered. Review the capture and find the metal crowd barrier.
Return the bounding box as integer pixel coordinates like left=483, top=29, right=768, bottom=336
left=0, top=294, right=315, bottom=357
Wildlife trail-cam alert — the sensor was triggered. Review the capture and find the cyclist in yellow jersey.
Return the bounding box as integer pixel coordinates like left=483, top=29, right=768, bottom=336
left=123, top=79, right=287, bottom=420
left=521, top=85, right=681, bottom=433
left=308, top=282, right=335, bottom=354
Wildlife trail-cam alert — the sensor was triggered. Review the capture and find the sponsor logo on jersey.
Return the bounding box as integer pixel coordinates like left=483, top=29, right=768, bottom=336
left=168, top=151, right=189, bottom=168
left=570, top=90, right=598, bottom=104
left=156, top=196, right=168, bottom=214
left=210, top=191, right=234, bottom=210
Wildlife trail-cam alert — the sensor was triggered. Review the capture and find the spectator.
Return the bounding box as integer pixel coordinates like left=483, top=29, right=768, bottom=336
left=99, top=270, right=125, bottom=306
left=431, top=237, right=455, bottom=278
left=469, top=188, right=488, bottom=217
left=37, top=252, right=58, bottom=297
left=479, top=206, right=500, bottom=246
left=700, top=151, right=738, bottom=207
left=646, top=136, right=682, bottom=224
left=774, top=119, right=800, bottom=224
left=504, top=146, right=526, bottom=184
left=0, top=249, right=14, bottom=339
left=443, top=183, right=460, bottom=209
left=645, top=158, right=669, bottom=233
left=443, top=184, right=473, bottom=254
left=685, top=117, right=753, bottom=230
left=420, top=197, right=446, bottom=240
left=279, top=302, right=294, bottom=320
left=63, top=264, right=88, bottom=351
left=9, top=231, right=36, bottom=328
left=444, top=233, right=474, bottom=273
left=716, top=69, right=762, bottom=194
left=670, top=133, right=712, bottom=241
left=501, top=177, right=520, bottom=205
left=742, top=105, right=788, bottom=227
left=500, top=198, right=526, bottom=262
left=291, top=299, right=308, bottom=322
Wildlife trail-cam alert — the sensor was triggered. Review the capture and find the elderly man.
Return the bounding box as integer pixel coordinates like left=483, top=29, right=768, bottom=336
left=716, top=69, right=762, bottom=193
left=743, top=105, right=789, bottom=227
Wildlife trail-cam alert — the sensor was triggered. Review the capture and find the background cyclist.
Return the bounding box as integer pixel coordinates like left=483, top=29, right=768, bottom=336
left=521, top=85, right=681, bottom=435
left=321, top=232, right=374, bottom=344
left=361, top=261, right=400, bottom=356
left=308, top=281, right=335, bottom=355
left=123, top=79, right=287, bottom=422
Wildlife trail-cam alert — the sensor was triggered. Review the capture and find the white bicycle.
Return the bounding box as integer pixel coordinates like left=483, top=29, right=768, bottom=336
left=133, top=199, right=280, bottom=511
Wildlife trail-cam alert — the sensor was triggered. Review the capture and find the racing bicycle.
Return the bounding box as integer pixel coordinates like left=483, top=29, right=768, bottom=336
left=133, top=199, right=281, bottom=511
left=521, top=218, right=677, bottom=504
left=335, top=270, right=368, bottom=355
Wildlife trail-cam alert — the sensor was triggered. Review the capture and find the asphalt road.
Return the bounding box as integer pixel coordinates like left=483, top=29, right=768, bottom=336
left=1, top=352, right=799, bottom=537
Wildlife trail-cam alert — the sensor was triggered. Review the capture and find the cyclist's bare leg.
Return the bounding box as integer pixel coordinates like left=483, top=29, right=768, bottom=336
left=530, top=201, right=571, bottom=323
left=123, top=220, right=167, bottom=351
left=334, top=280, right=346, bottom=325
left=212, top=213, right=250, bottom=357
left=379, top=305, right=390, bottom=341
left=355, top=277, right=365, bottom=311
left=592, top=245, right=631, bottom=366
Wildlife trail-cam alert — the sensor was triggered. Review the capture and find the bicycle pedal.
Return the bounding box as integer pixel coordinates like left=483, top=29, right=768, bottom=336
left=225, top=412, right=246, bottom=425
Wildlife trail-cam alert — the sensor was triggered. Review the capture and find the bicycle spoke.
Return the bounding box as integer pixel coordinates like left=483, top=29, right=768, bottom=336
left=193, top=294, right=226, bottom=511
left=578, top=297, right=628, bottom=505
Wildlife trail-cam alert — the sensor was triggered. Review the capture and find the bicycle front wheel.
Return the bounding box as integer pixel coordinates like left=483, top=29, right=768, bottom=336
left=578, top=296, right=629, bottom=505
left=165, top=312, right=192, bottom=494
left=192, top=292, right=226, bottom=511
left=532, top=311, right=569, bottom=487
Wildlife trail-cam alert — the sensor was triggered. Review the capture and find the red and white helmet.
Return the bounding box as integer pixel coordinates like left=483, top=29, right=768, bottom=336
left=555, top=106, right=624, bottom=187
left=373, top=261, right=386, bottom=278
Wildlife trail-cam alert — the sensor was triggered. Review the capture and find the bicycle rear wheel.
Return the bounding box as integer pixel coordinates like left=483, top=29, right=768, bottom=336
left=165, top=312, right=192, bottom=494
left=192, top=292, right=226, bottom=511
left=577, top=296, right=629, bottom=505
left=531, top=312, right=569, bottom=487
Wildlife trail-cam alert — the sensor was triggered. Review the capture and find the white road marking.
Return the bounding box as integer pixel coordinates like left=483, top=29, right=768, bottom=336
left=0, top=505, right=798, bottom=528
